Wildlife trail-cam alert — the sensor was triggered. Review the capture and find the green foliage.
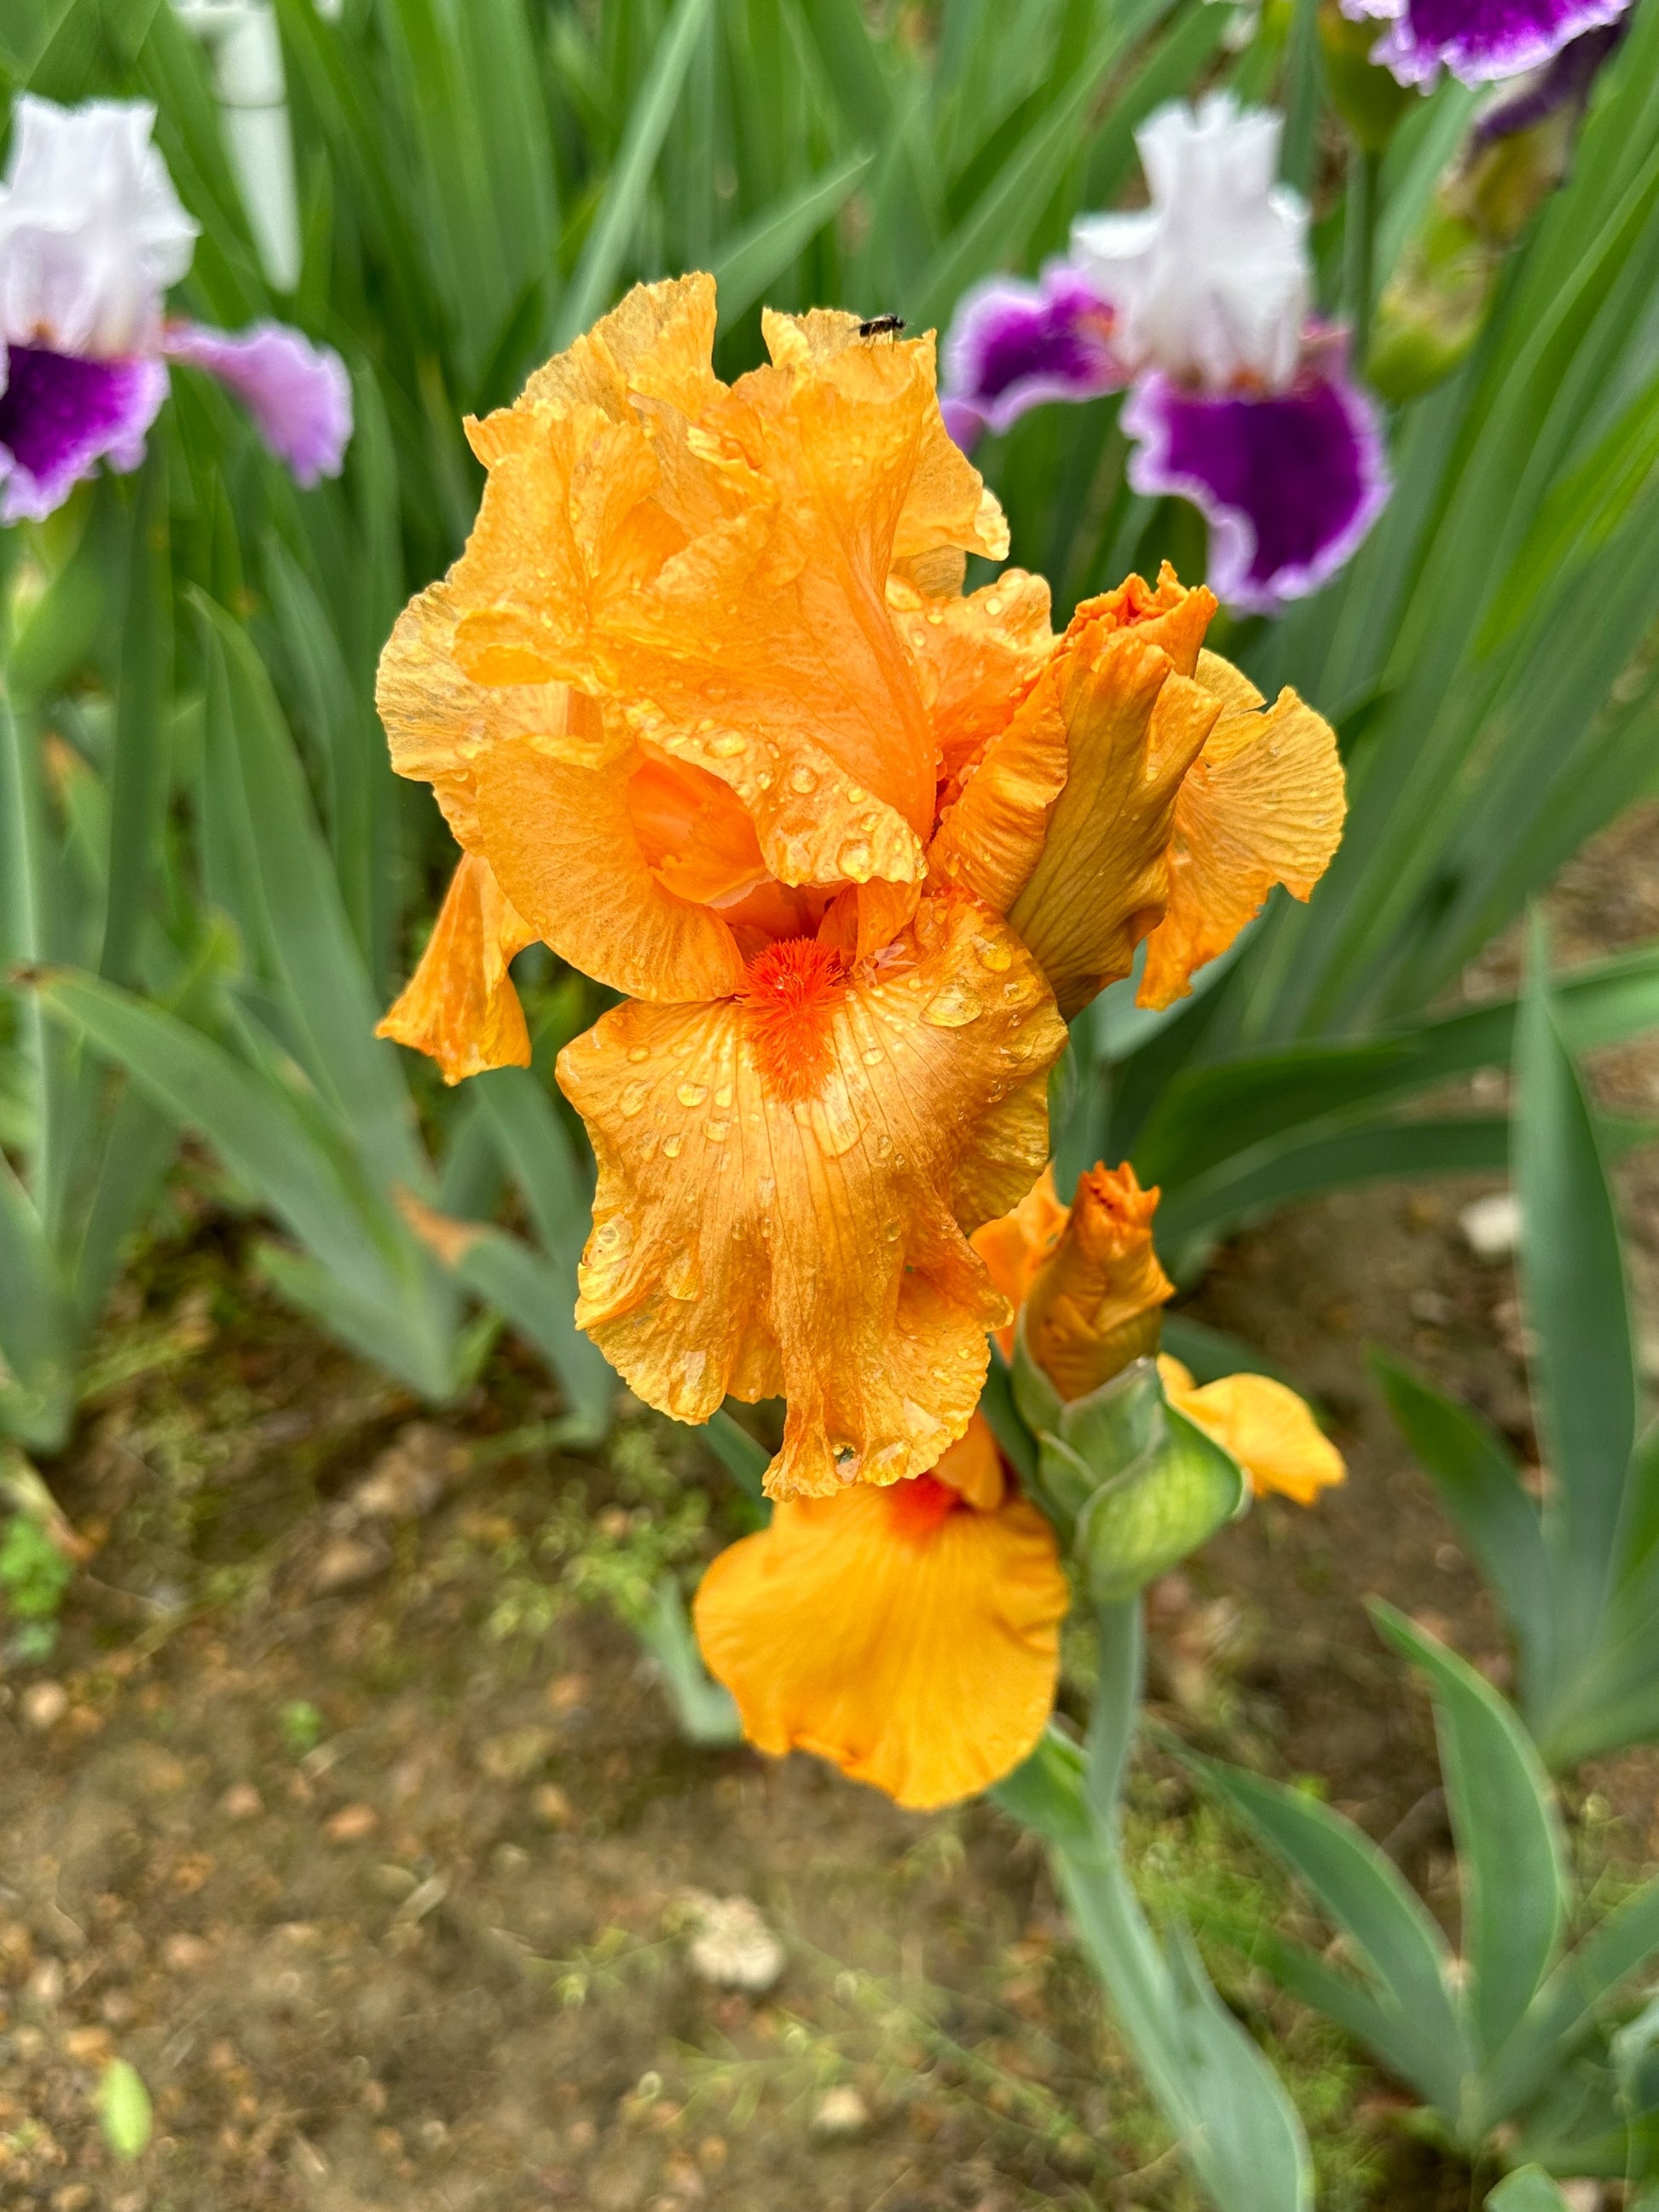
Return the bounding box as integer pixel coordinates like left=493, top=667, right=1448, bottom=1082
left=1197, top=1607, right=1659, bottom=2177
left=0, top=1508, right=73, bottom=1659
left=96, top=2057, right=153, bottom=2163
left=1376, top=930, right=1659, bottom=1768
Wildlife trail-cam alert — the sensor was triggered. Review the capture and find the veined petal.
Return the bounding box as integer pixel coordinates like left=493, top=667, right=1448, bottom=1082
left=1159, top=1356, right=1344, bottom=1504
left=970, top=1165, right=1069, bottom=1359
left=693, top=1480, right=1067, bottom=1809
left=442, top=280, right=1003, bottom=889
left=376, top=576, right=618, bottom=848
left=558, top=897, right=1066, bottom=1497
left=1137, top=651, right=1345, bottom=1009
left=377, top=853, right=535, bottom=1083
left=1025, top=1162, right=1173, bottom=1400
left=476, top=738, right=747, bottom=1003
left=1008, top=575, right=1223, bottom=1019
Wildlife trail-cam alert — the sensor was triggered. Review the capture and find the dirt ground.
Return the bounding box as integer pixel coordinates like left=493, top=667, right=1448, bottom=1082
left=4, top=808, right=1659, bottom=2212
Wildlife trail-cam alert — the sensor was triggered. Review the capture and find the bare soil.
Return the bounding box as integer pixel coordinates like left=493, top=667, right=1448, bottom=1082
left=3, top=807, right=1658, bottom=2212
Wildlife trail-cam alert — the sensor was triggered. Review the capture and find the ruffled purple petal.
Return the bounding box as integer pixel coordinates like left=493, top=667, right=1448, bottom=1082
left=1122, top=348, right=1390, bottom=616
left=941, top=265, right=1125, bottom=446
left=1342, top=0, right=1632, bottom=86
left=162, top=320, right=352, bottom=486
left=0, top=345, right=167, bottom=524
left=1471, top=22, right=1626, bottom=142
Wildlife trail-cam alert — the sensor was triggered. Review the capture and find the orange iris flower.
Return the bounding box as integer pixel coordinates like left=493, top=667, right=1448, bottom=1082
left=693, top=1160, right=1342, bottom=1810
left=374, top=274, right=1344, bottom=1497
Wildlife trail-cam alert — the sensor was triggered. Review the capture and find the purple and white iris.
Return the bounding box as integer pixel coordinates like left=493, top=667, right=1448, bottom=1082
left=940, top=95, right=1390, bottom=616
left=1341, top=0, right=1632, bottom=88
left=0, top=96, right=351, bottom=524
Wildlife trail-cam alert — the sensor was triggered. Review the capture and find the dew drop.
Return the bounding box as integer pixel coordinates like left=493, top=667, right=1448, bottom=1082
left=844, top=783, right=866, bottom=804
left=627, top=1045, right=650, bottom=1063
left=677, top=1081, right=708, bottom=1108
left=862, top=1046, right=884, bottom=1065
left=709, top=733, right=745, bottom=758
left=838, top=839, right=873, bottom=878
left=922, top=980, right=982, bottom=1028
left=875, top=1132, right=894, bottom=1159
left=789, top=764, right=818, bottom=795
left=662, top=1134, right=684, bottom=1159
left=705, top=1120, right=730, bottom=1143
left=973, top=935, right=1013, bottom=972
left=664, top=1250, right=700, bottom=1300
left=714, top=1084, right=734, bottom=1109
left=620, top=1078, right=650, bottom=1116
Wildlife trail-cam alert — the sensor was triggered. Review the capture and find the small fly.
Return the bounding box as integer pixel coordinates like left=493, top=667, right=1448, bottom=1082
left=857, top=314, right=905, bottom=338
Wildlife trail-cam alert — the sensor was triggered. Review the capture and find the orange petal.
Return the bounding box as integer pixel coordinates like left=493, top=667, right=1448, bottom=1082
left=1137, top=651, right=1346, bottom=1010
left=1157, top=1358, right=1345, bottom=1506
left=558, top=896, right=1066, bottom=1497
left=376, top=575, right=624, bottom=848
left=475, top=738, right=747, bottom=1004
left=1024, top=1163, right=1174, bottom=1401
left=1008, top=583, right=1224, bottom=1020
left=692, top=1482, right=1067, bottom=1810
left=970, top=1165, right=1070, bottom=1360
left=376, top=853, right=535, bottom=1084
left=438, top=283, right=1004, bottom=899
left=931, top=1409, right=1006, bottom=1510
left=889, top=569, right=1054, bottom=788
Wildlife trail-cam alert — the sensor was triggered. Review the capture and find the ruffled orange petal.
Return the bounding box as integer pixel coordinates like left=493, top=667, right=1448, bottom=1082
left=692, top=1480, right=1067, bottom=1810
left=376, top=577, right=619, bottom=848
left=558, top=896, right=1066, bottom=1497
left=1137, top=651, right=1346, bottom=1010
left=1024, top=1163, right=1174, bottom=1400
left=376, top=853, right=535, bottom=1084
left=1157, top=1356, right=1345, bottom=1506
left=475, top=738, right=747, bottom=1004
left=440, top=281, right=1005, bottom=900
left=1008, top=577, right=1224, bottom=1020
left=970, top=1165, right=1069, bottom=1359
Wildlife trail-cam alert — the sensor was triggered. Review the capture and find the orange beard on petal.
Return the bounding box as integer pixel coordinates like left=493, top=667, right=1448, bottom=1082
left=741, top=938, right=848, bottom=1101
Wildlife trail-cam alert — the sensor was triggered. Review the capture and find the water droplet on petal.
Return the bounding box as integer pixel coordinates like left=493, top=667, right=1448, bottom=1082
left=973, top=935, right=1013, bottom=972
left=709, top=733, right=745, bottom=759
left=620, top=1079, right=650, bottom=1116
left=677, top=1082, right=708, bottom=1108
left=838, top=839, right=872, bottom=878
left=664, top=1249, right=700, bottom=1300
left=627, top=1045, right=650, bottom=1063
left=662, top=1134, right=684, bottom=1159
left=845, top=784, right=866, bottom=804
left=862, top=1045, right=884, bottom=1065
left=714, top=1084, right=734, bottom=1109
left=789, top=765, right=818, bottom=795
left=705, top=1120, right=730, bottom=1143
left=922, top=980, right=982, bottom=1028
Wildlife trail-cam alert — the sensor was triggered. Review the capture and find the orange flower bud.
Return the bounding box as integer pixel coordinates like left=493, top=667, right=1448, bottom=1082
left=1022, top=1163, right=1174, bottom=1402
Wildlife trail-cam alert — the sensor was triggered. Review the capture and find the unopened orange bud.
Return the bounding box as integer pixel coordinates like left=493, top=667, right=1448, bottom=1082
left=1023, top=1163, right=1175, bottom=1402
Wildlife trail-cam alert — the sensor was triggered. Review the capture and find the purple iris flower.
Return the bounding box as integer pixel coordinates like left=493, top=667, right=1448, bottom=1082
left=0, top=96, right=351, bottom=523
left=1342, top=0, right=1632, bottom=87
left=940, top=265, right=1123, bottom=447
left=1123, top=335, right=1391, bottom=616
left=939, top=96, right=1390, bottom=617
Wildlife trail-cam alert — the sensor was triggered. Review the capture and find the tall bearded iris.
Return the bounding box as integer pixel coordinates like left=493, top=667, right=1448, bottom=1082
left=0, top=96, right=350, bottom=522
left=1341, top=0, right=1632, bottom=85
left=944, top=96, right=1390, bottom=615
left=376, top=273, right=1346, bottom=1503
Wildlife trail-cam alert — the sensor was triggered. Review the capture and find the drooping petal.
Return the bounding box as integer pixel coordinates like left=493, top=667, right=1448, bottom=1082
left=0, top=96, right=196, bottom=357
left=1341, top=0, right=1631, bottom=86
left=1008, top=575, right=1224, bottom=1019
left=1122, top=349, right=1390, bottom=617
left=0, top=344, right=165, bottom=521
left=971, top=1164, right=1070, bottom=1358
left=476, top=737, right=749, bottom=1002
left=558, top=896, right=1066, bottom=1497
left=446, top=278, right=1004, bottom=886
left=1072, top=96, right=1309, bottom=394
left=377, top=853, right=535, bottom=1083
left=1024, top=1163, right=1174, bottom=1401
left=1158, top=1356, right=1344, bottom=1504
left=162, top=320, right=351, bottom=484
left=940, top=264, right=1125, bottom=439
left=693, top=1479, right=1068, bottom=1809
left=1137, top=650, right=1346, bottom=1009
